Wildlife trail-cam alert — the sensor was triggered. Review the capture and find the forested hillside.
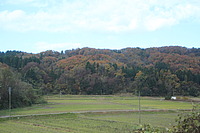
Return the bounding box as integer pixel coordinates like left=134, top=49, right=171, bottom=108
left=0, top=46, right=200, bottom=109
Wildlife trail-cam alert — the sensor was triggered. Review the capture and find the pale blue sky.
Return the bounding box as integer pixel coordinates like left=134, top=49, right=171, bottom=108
left=0, top=0, right=200, bottom=53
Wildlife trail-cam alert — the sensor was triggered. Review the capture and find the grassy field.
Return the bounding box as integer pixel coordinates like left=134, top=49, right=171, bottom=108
left=0, top=95, right=198, bottom=133
left=0, top=95, right=194, bottom=116
left=0, top=112, right=179, bottom=133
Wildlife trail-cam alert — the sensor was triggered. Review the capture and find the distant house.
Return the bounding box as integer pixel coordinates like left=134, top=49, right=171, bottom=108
left=171, top=96, right=176, bottom=100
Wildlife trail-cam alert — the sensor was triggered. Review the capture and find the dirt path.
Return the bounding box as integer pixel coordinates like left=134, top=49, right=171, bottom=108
left=0, top=109, right=192, bottom=118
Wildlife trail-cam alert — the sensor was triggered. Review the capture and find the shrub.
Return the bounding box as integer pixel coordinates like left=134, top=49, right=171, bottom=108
left=165, top=95, right=171, bottom=100
left=134, top=124, right=165, bottom=133
left=170, top=105, right=200, bottom=133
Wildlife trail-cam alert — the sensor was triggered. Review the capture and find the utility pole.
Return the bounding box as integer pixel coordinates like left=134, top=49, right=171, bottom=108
left=138, top=90, right=141, bottom=124
left=8, top=87, right=11, bottom=118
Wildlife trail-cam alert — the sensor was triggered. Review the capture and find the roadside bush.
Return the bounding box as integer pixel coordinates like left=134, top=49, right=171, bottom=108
left=170, top=105, right=200, bottom=133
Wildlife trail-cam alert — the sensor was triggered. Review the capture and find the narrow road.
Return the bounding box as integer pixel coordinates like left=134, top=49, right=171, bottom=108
left=0, top=109, right=192, bottom=118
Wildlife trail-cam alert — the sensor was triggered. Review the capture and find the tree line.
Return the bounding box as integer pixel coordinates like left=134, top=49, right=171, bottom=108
left=0, top=46, right=200, bottom=109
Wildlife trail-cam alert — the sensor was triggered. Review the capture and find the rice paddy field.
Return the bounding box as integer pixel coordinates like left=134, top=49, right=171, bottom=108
left=0, top=95, right=199, bottom=133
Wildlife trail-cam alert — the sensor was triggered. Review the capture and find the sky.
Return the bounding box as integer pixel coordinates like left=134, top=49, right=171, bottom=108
left=0, top=0, right=200, bottom=53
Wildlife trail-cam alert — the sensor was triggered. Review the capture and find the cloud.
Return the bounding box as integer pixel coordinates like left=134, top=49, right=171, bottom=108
left=0, top=10, right=25, bottom=21
left=3, top=0, right=50, bottom=7
left=144, top=2, right=200, bottom=31
left=35, top=42, right=81, bottom=52
left=0, top=0, right=200, bottom=32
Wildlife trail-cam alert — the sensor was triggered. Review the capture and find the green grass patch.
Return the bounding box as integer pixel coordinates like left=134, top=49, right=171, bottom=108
left=0, top=95, right=194, bottom=116
left=0, top=111, right=183, bottom=132
left=0, top=113, right=137, bottom=133
left=0, top=95, right=198, bottom=133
